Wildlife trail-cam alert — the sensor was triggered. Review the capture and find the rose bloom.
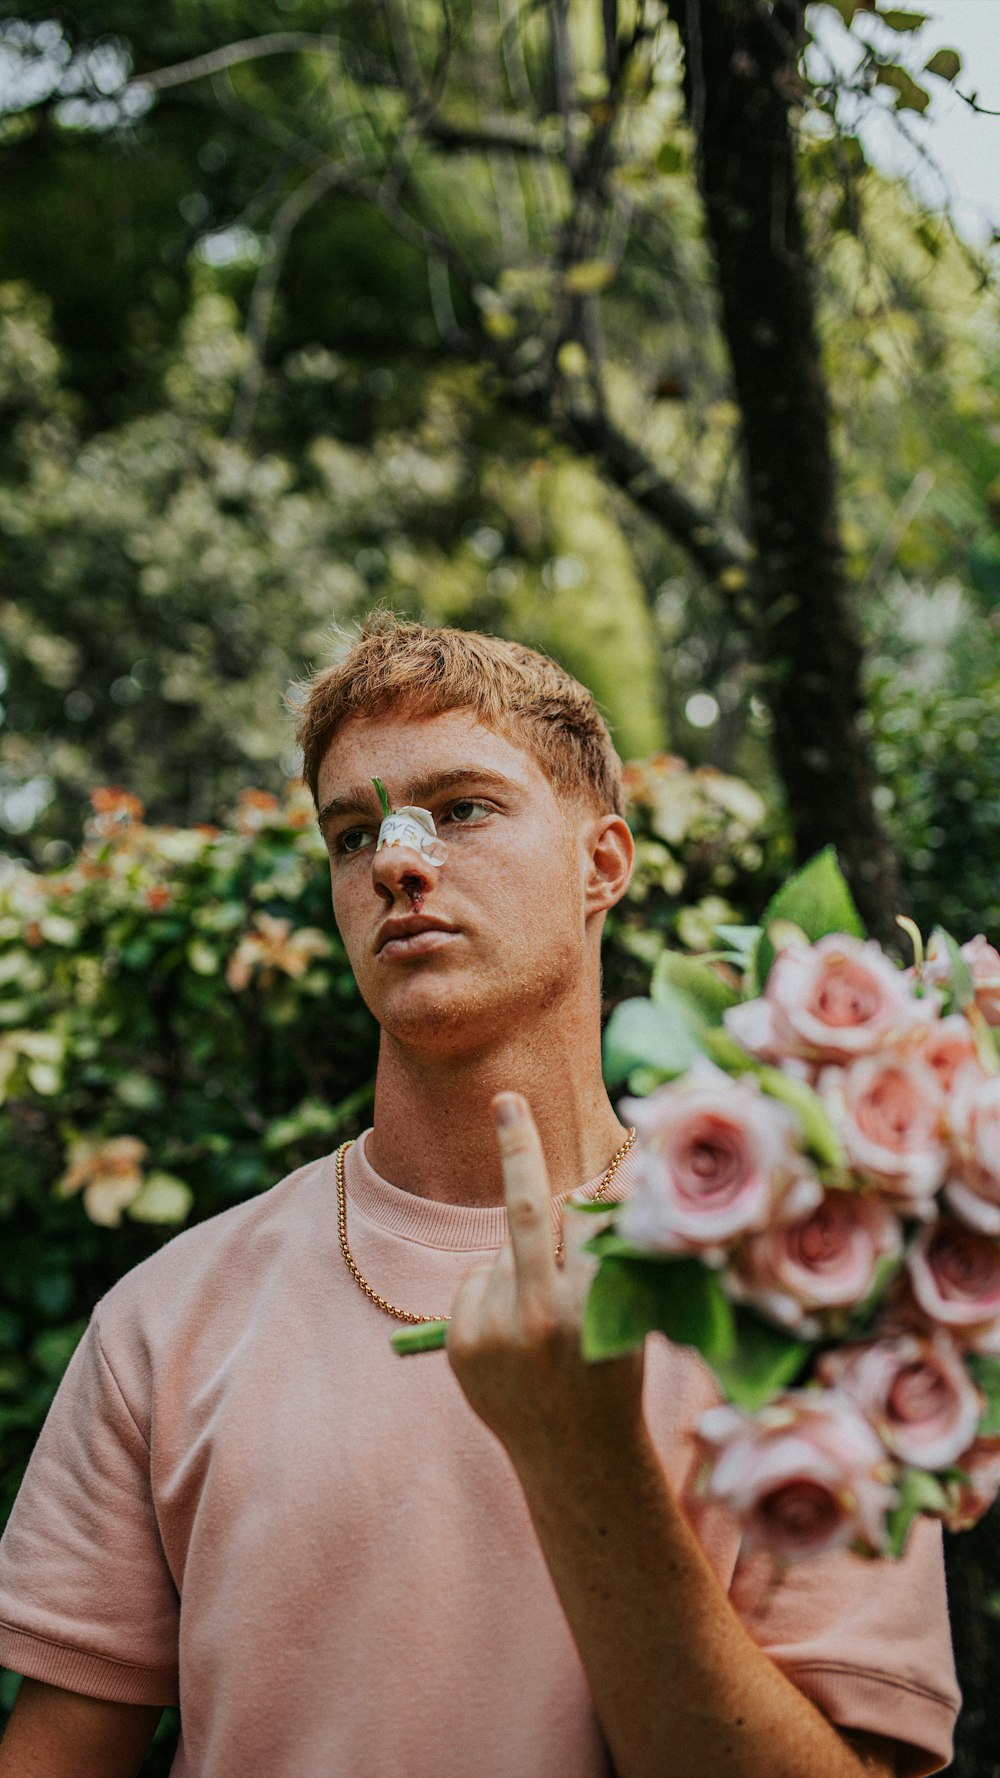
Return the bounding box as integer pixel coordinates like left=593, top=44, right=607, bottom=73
left=820, top=1333, right=983, bottom=1473
left=924, top=932, right=1000, bottom=1026
left=920, top=1015, right=980, bottom=1095
left=726, top=1190, right=902, bottom=1336
left=617, top=1061, right=821, bottom=1257
left=697, top=1391, right=897, bottom=1560
left=907, top=1221, right=1000, bottom=1353
left=724, top=934, right=936, bottom=1066
left=820, top=1053, right=947, bottom=1211
left=944, top=1067, right=1000, bottom=1236
left=940, top=1438, right=1000, bottom=1532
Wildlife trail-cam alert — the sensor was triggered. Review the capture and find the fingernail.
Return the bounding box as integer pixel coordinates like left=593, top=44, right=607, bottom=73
left=493, top=1093, right=522, bottom=1127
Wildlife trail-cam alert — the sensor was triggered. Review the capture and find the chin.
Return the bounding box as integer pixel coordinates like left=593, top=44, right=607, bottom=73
left=367, top=956, right=580, bottom=1053
left=373, top=982, right=498, bottom=1050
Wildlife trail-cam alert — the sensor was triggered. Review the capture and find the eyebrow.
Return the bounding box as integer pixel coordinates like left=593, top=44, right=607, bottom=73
left=316, top=765, right=522, bottom=831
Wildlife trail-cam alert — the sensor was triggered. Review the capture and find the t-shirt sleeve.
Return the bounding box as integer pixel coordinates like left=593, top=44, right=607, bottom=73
left=728, top=1516, right=961, bottom=1778
left=0, top=1303, right=179, bottom=1705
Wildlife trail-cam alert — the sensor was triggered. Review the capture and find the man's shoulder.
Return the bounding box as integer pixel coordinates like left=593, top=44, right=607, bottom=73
left=97, top=1149, right=334, bottom=1335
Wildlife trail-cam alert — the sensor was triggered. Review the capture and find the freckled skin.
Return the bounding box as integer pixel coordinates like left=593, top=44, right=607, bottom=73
left=321, top=712, right=588, bottom=1056
left=315, top=707, right=634, bottom=1205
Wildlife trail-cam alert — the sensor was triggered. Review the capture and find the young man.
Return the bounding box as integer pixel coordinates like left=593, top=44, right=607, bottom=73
left=0, top=621, right=959, bottom=1777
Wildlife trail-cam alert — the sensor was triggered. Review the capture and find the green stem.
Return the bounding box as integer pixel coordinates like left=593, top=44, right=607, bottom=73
left=390, top=1319, right=450, bottom=1355
left=372, top=777, right=393, bottom=819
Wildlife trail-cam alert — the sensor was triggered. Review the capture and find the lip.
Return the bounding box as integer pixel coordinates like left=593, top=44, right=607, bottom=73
left=375, top=916, right=459, bottom=957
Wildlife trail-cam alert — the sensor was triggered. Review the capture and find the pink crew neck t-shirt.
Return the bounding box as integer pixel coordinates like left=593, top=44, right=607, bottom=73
left=0, top=1133, right=960, bottom=1777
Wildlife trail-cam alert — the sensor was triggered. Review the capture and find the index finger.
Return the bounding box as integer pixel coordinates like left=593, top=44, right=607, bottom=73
left=493, top=1093, right=557, bottom=1304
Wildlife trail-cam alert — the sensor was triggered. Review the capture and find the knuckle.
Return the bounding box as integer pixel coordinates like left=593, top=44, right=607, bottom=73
left=520, top=1304, right=561, bottom=1350
left=508, top=1197, right=541, bottom=1234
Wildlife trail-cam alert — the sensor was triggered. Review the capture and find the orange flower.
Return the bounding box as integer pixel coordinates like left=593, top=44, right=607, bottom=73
left=90, top=787, right=145, bottom=820
left=144, top=885, right=173, bottom=912
left=235, top=789, right=281, bottom=834
left=226, top=913, right=331, bottom=991
left=57, top=1135, right=148, bottom=1227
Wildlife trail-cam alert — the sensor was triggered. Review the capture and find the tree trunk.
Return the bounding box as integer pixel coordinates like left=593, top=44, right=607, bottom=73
left=942, top=1509, right=1000, bottom=1778
left=665, top=0, right=903, bottom=947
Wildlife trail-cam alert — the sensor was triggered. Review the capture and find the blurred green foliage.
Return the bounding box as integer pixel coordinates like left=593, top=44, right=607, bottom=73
left=0, top=0, right=997, bottom=895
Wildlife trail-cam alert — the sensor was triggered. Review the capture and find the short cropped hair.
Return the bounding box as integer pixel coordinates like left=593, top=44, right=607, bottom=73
left=291, top=614, right=624, bottom=816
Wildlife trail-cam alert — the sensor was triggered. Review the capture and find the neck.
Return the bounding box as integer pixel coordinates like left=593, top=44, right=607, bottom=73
left=365, top=1002, right=627, bottom=1207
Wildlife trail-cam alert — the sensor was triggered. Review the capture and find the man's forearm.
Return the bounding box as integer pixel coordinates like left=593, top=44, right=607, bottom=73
left=514, top=1420, right=890, bottom=1778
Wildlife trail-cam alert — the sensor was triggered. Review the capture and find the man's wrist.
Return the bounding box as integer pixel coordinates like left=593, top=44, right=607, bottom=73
left=510, top=1396, right=662, bottom=1513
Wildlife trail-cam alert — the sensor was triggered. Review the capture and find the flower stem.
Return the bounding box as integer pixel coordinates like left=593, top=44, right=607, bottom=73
left=390, top=1319, right=450, bottom=1355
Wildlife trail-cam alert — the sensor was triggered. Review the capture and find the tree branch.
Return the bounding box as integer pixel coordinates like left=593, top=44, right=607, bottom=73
left=130, top=32, right=342, bottom=93
left=558, top=407, right=751, bottom=589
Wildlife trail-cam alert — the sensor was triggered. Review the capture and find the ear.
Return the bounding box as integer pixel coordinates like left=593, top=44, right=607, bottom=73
left=582, top=814, right=634, bottom=918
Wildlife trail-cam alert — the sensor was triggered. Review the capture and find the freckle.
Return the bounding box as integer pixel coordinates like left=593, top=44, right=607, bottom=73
left=734, top=1717, right=745, bottom=1728
left=596, top=1525, right=608, bottom=1537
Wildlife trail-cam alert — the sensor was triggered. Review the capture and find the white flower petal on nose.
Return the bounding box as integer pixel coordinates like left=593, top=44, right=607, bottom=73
left=375, top=807, right=446, bottom=865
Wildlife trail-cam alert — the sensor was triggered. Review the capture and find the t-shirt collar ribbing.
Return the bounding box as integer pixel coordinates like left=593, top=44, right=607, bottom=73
left=340, top=1127, right=643, bottom=1251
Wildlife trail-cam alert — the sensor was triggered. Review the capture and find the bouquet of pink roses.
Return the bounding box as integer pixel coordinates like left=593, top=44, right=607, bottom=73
left=589, top=849, right=1000, bottom=1561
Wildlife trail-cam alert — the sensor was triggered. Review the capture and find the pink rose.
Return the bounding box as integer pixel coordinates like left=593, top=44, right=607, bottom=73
left=920, top=1015, right=980, bottom=1095
left=724, top=934, right=936, bottom=1066
left=944, top=1067, right=1000, bottom=1236
left=697, top=1391, right=897, bottom=1559
left=727, top=1190, right=902, bottom=1335
left=907, top=1221, right=1000, bottom=1352
left=940, top=1438, right=1000, bottom=1531
left=820, top=1053, right=947, bottom=1210
left=925, top=933, right=1000, bottom=1026
left=617, top=1061, right=821, bottom=1256
left=820, top=1334, right=983, bottom=1472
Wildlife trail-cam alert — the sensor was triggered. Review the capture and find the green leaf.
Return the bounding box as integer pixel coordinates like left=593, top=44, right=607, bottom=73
left=583, top=1227, right=666, bottom=1260
left=924, top=47, right=961, bottom=81
left=712, top=1310, right=811, bottom=1412
left=391, top=1319, right=450, bottom=1355
left=714, top=924, right=762, bottom=965
left=820, top=0, right=876, bottom=19
left=756, top=1066, right=846, bottom=1169
left=931, top=927, right=974, bottom=1011
left=582, top=1256, right=735, bottom=1363
left=755, top=847, right=865, bottom=987
left=186, top=938, right=219, bottom=976
left=886, top=1467, right=949, bottom=1558
left=879, top=8, right=928, bottom=30
left=602, top=996, right=701, bottom=1086
left=655, top=141, right=686, bottom=175
left=372, top=777, right=392, bottom=819
left=126, top=1172, right=194, bottom=1225
left=967, top=1354, right=1000, bottom=1436
left=875, top=63, right=931, bottom=112
left=651, top=951, right=740, bottom=1023
left=562, top=258, right=616, bottom=295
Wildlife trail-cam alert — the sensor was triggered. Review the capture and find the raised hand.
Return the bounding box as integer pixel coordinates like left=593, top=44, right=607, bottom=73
left=445, top=1093, right=645, bottom=1484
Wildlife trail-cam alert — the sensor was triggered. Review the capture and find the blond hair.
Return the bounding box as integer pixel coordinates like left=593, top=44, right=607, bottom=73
left=291, top=615, right=623, bottom=816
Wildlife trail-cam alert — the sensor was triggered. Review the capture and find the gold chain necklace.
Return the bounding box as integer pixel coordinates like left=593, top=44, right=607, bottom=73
left=334, top=1128, right=637, bottom=1326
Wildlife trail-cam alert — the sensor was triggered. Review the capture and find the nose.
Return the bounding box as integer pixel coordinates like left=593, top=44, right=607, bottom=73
left=371, top=840, right=442, bottom=907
